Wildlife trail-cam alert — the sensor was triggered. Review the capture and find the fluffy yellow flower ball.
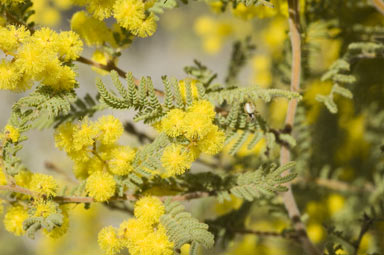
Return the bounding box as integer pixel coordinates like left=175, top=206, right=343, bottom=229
left=86, top=171, right=116, bottom=202
left=182, top=112, right=212, bottom=140
left=118, top=218, right=151, bottom=242
left=108, top=146, right=136, bottom=176
left=29, top=173, right=58, bottom=197
left=161, top=109, right=186, bottom=137
left=161, top=144, right=193, bottom=177
left=33, top=200, right=58, bottom=218
left=3, top=205, right=28, bottom=236
left=98, top=226, right=123, bottom=255
left=113, top=0, right=145, bottom=30
left=187, top=100, right=216, bottom=120
left=95, top=115, right=124, bottom=145
left=197, top=125, right=225, bottom=155
left=134, top=196, right=165, bottom=224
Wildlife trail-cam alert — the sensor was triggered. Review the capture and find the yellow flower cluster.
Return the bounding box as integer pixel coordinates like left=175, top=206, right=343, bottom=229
left=194, top=16, right=233, bottom=54
left=3, top=205, right=29, bottom=236
left=72, top=0, right=157, bottom=38
left=159, top=100, right=225, bottom=177
left=0, top=25, right=83, bottom=91
left=29, top=0, right=73, bottom=27
left=3, top=124, right=20, bottom=143
left=55, top=115, right=136, bottom=201
left=29, top=173, right=58, bottom=197
left=98, top=196, right=173, bottom=255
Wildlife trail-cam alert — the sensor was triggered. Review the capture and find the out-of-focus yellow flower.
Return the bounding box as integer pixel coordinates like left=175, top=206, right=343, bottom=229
left=327, top=194, right=345, bottom=216
left=269, top=98, right=288, bottom=128
left=251, top=55, right=272, bottom=88
left=194, top=16, right=233, bottom=54
left=307, top=222, right=324, bottom=243
left=261, top=17, right=288, bottom=55
left=303, top=80, right=332, bottom=124
left=215, top=195, right=243, bottom=215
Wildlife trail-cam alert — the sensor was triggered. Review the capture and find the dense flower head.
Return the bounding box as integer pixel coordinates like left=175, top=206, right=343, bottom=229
left=99, top=197, right=174, bottom=255
left=33, top=200, right=58, bottom=218
left=182, top=112, right=212, bottom=140
left=108, top=145, right=136, bottom=175
left=86, top=171, right=116, bottom=201
left=86, top=0, right=115, bottom=20
left=98, top=226, right=123, bottom=255
left=197, top=125, right=225, bottom=155
left=3, top=205, right=28, bottom=236
left=113, top=0, right=145, bottom=30
left=188, top=100, right=216, bottom=120
left=14, top=170, right=33, bottom=187
left=0, top=25, right=82, bottom=92
left=0, top=25, right=30, bottom=53
left=29, top=173, right=58, bottom=197
left=161, top=144, right=194, bottom=177
left=134, top=196, right=165, bottom=224
left=161, top=109, right=186, bottom=137
left=70, top=11, right=114, bottom=46
left=95, top=115, right=124, bottom=145
left=134, top=13, right=157, bottom=38
left=4, top=124, right=20, bottom=143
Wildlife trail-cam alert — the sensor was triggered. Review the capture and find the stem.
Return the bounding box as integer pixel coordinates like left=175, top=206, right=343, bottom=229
left=280, top=1, right=321, bottom=255
left=372, top=0, right=384, bottom=15
left=0, top=184, right=209, bottom=204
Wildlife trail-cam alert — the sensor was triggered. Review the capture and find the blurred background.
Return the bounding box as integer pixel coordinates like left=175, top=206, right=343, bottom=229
left=1, top=0, right=384, bottom=254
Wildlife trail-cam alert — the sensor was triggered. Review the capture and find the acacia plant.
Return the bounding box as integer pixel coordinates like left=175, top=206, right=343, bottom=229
left=0, top=0, right=384, bottom=254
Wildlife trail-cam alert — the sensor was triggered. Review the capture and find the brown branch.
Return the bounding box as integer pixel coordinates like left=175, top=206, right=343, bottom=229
left=372, top=0, right=384, bottom=15
left=292, top=177, right=375, bottom=193
left=279, top=1, right=321, bottom=255
left=76, top=56, right=165, bottom=97
left=0, top=184, right=210, bottom=204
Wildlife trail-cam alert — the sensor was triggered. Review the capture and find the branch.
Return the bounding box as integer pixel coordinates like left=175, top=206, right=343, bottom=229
left=279, top=1, right=321, bottom=254
left=372, top=0, right=384, bottom=15
left=0, top=184, right=209, bottom=204
left=233, top=228, right=299, bottom=241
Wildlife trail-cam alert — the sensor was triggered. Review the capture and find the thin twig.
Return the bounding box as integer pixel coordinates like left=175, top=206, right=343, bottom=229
left=233, top=228, right=299, bottom=241
left=279, top=1, right=321, bottom=254
left=372, top=0, right=384, bottom=15
left=0, top=184, right=209, bottom=204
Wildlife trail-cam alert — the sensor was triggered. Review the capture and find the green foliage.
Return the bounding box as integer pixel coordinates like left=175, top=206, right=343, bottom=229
left=230, top=162, right=297, bottom=200
left=160, top=200, right=215, bottom=250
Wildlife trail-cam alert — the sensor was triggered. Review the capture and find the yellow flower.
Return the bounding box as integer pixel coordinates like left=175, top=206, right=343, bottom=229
left=0, top=60, right=28, bottom=92
left=95, top=115, right=124, bottom=145
left=29, top=173, right=58, bottom=197
left=187, top=100, right=216, bottom=120
left=4, top=124, right=20, bottom=143
left=182, top=112, right=212, bottom=140
left=86, top=0, right=115, bottom=20
left=3, top=205, right=28, bottom=236
left=34, top=200, right=58, bottom=218
left=119, top=218, right=151, bottom=242
left=72, top=119, right=97, bottom=152
left=307, top=222, right=324, bottom=243
left=136, top=224, right=173, bottom=255
left=54, top=122, right=75, bottom=153
left=135, top=13, right=157, bottom=38
left=197, top=125, right=225, bottom=155
left=57, top=31, right=83, bottom=61
left=161, top=109, right=186, bottom=137
left=86, top=171, right=116, bottom=202
left=327, top=194, right=345, bottom=216
left=108, top=146, right=136, bottom=176
left=14, top=170, right=33, bottom=188
left=161, top=144, right=193, bottom=177
left=0, top=25, right=30, bottom=53
left=134, top=196, right=165, bottom=224
left=70, top=11, right=113, bottom=46
left=98, top=226, right=123, bottom=255
left=113, top=0, right=145, bottom=30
